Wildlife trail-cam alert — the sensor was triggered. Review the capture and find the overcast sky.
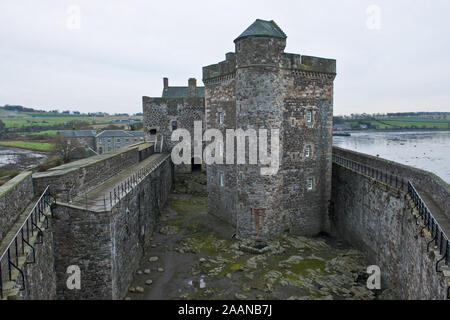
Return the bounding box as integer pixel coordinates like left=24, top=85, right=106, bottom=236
left=0, top=0, right=449, bottom=115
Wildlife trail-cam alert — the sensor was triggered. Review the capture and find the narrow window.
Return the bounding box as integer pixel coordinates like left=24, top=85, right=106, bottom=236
left=307, top=111, right=312, bottom=123
left=219, top=112, right=224, bottom=126
left=219, top=172, right=224, bottom=187
left=307, top=178, right=313, bottom=190
left=172, top=120, right=178, bottom=131
left=305, top=145, right=311, bottom=158
left=218, top=141, right=223, bottom=157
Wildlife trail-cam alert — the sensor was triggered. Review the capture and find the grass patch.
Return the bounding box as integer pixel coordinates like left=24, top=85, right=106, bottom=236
left=288, top=259, right=326, bottom=276
left=0, top=140, right=53, bottom=151
left=217, top=258, right=248, bottom=278
left=26, top=130, right=60, bottom=136
left=169, top=196, right=207, bottom=216
left=165, top=217, right=184, bottom=228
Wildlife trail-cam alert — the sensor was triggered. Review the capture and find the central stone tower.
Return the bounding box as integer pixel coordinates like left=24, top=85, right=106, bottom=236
left=203, top=19, right=336, bottom=240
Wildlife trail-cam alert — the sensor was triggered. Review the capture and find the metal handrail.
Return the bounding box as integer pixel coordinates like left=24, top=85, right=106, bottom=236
left=0, top=186, right=54, bottom=299
left=408, top=181, right=449, bottom=268
left=72, top=153, right=171, bottom=211
left=333, top=154, right=450, bottom=298
left=332, top=154, right=408, bottom=191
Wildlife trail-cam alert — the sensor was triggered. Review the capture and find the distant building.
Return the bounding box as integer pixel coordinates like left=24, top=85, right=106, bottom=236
left=333, top=124, right=351, bottom=131
left=61, top=129, right=145, bottom=154
left=60, top=130, right=97, bottom=149
left=96, top=130, right=144, bottom=154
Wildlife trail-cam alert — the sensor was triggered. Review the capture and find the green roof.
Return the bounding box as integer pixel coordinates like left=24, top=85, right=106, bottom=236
left=235, top=19, right=287, bottom=42
left=162, top=87, right=205, bottom=98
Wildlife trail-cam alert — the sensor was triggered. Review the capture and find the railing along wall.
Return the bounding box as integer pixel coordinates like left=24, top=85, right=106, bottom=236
left=67, top=153, right=171, bottom=212
left=0, top=186, right=55, bottom=299
left=408, top=181, right=450, bottom=267
left=332, top=154, right=450, bottom=271
left=332, top=154, right=408, bottom=192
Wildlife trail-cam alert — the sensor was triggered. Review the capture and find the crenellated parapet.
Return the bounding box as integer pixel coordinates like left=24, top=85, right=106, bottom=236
left=203, top=52, right=236, bottom=85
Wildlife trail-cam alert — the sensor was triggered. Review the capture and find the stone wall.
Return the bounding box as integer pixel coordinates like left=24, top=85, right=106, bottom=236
left=52, top=204, right=113, bottom=300
left=333, top=146, right=450, bottom=219
left=331, top=159, right=449, bottom=299
left=15, top=221, right=57, bottom=300
left=33, top=147, right=140, bottom=201
left=204, top=59, right=238, bottom=228
left=143, top=96, right=204, bottom=173
left=51, top=155, right=173, bottom=300
left=111, top=157, right=173, bottom=298
left=0, top=172, right=34, bottom=242
left=280, top=67, right=335, bottom=236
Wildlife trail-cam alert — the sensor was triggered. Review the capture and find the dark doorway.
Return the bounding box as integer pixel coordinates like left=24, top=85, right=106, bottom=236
left=191, top=158, right=202, bottom=172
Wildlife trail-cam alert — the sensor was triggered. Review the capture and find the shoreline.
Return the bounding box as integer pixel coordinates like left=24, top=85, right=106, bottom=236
left=0, top=140, right=53, bottom=152
left=337, top=129, right=450, bottom=134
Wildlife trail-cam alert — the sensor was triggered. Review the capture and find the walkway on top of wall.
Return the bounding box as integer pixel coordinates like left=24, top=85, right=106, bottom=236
left=69, top=153, right=169, bottom=212
left=416, top=187, right=450, bottom=237
left=333, top=153, right=450, bottom=242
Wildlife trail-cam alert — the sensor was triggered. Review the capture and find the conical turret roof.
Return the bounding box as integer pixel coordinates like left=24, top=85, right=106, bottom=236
left=234, top=19, right=287, bottom=42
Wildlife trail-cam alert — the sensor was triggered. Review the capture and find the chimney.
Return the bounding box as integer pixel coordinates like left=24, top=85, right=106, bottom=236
left=163, top=77, right=169, bottom=89
left=188, top=78, right=197, bottom=97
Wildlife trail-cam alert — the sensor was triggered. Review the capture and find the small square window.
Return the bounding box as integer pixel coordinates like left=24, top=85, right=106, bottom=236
left=219, top=172, right=224, bottom=187
left=218, top=142, right=223, bottom=157
left=305, top=145, right=311, bottom=158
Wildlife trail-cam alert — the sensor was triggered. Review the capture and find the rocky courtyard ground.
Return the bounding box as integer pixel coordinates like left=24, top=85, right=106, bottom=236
left=125, top=173, right=392, bottom=300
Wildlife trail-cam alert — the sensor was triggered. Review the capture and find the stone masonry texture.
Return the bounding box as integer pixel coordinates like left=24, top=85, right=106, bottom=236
left=202, top=19, right=336, bottom=240
left=143, top=78, right=205, bottom=173
left=33, top=147, right=140, bottom=201
left=331, top=150, right=449, bottom=299
left=0, top=171, right=34, bottom=242
left=51, top=155, right=173, bottom=300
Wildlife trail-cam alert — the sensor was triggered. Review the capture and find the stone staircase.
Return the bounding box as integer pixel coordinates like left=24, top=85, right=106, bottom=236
left=0, top=192, right=53, bottom=300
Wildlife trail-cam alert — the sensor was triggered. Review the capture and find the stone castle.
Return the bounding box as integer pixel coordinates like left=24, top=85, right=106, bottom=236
left=0, top=19, right=448, bottom=301
left=144, top=19, right=336, bottom=240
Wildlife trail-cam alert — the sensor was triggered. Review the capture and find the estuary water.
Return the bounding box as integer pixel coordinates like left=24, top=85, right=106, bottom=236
left=0, top=146, right=47, bottom=171
left=333, top=131, right=450, bottom=183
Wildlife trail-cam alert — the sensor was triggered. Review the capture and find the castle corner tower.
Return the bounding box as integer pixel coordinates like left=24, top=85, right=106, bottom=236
left=203, top=19, right=336, bottom=240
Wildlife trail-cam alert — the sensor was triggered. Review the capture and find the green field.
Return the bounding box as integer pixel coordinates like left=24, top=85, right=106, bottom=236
left=0, top=141, right=54, bottom=151
left=26, top=130, right=60, bottom=136
left=0, top=116, right=96, bottom=128
left=344, top=117, right=450, bottom=130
